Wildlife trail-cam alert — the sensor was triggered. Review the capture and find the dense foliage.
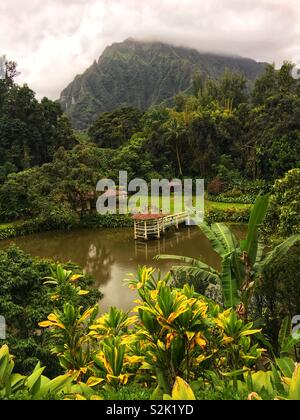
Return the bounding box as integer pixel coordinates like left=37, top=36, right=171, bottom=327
left=1, top=59, right=300, bottom=227
left=265, top=169, right=300, bottom=238
left=2, top=262, right=300, bottom=401
left=0, top=247, right=101, bottom=376
left=0, top=53, right=300, bottom=401
left=0, top=63, right=75, bottom=177
left=88, top=106, right=144, bottom=148
left=0, top=143, right=113, bottom=222
left=59, top=39, right=266, bottom=129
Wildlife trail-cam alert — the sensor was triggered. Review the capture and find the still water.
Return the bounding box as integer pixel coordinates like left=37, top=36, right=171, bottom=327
left=0, top=226, right=245, bottom=312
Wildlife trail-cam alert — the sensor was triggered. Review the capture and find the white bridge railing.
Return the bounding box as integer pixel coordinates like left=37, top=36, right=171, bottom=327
left=133, top=212, right=189, bottom=240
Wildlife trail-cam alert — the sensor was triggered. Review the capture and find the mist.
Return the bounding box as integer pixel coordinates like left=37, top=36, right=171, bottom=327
left=1, top=0, right=299, bottom=99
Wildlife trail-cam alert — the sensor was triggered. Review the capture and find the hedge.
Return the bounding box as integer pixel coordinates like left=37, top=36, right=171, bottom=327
left=207, top=194, right=254, bottom=205
left=205, top=207, right=250, bottom=224
left=80, top=213, right=133, bottom=228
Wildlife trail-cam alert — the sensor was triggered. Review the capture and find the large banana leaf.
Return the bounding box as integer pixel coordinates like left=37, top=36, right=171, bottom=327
left=256, top=235, right=300, bottom=276
left=156, top=255, right=220, bottom=281
left=278, top=316, right=292, bottom=355
left=221, top=253, right=239, bottom=308
left=200, top=223, right=242, bottom=302
left=211, top=223, right=238, bottom=254
left=156, top=254, right=220, bottom=284
left=156, top=254, right=217, bottom=271
left=240, top=194, right=269, bottom=265
left=198, top=223, right=228, bottom=256
left=231, top=249, right=246, bottom=290
left=171, top=265, right=220, bottom=285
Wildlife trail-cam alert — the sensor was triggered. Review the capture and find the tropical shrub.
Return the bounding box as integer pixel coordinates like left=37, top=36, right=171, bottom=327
left=0, top=344, right=72, bottom=400
left=247, top=357, right=300, bottom=400
left=80, top=213, right=133, bottom=229
left=0, top=344, right=102, bottom=400
left=265, top=168, right=300, bottom=238
left=207, top=193, right=254, bottom=205
left=205, top=207, right=250, bottom=224
left=0, top=247, right=100, bottom=376
left=39, top=266, right=265, bottom=399
left=39, top=303, right=99, bottom=381
left=252, top=248, right=300, bottom=352
left=207, top=176, right=226, bottom=195
left=159, top=195, right=300, bottom=313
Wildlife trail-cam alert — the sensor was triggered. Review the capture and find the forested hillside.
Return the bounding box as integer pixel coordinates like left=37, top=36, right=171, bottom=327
left=1, top=58, right=299, bottom=239
left=59, top=38, right=267, bottom=129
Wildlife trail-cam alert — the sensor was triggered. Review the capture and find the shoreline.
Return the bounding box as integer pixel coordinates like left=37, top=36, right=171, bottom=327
left=0, top=204, right=250, bottom=241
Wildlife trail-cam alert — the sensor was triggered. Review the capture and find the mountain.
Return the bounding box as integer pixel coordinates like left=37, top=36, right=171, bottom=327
left=59, top=38, right=267, bottom=129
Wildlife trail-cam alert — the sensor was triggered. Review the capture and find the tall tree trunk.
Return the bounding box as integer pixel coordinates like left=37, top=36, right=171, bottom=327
left=175, top=143, right=183, bottom=178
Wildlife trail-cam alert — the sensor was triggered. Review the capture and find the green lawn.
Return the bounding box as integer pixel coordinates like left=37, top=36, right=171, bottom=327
left=205, top=200, right=251, bottom=211
left=0, top=222, right=15, bottom=230
left=135, top=195, right=251, bottom=213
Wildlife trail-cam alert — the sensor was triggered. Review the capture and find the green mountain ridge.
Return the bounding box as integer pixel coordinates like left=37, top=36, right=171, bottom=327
left=59, top=38, right=267, bottom=129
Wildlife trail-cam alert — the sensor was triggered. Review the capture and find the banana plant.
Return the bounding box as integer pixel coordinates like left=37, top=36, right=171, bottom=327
left=158, top=194, right=300, bottom=311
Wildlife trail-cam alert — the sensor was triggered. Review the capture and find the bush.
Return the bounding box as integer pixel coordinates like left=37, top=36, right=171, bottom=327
left=207, top=176, right=226, bottom=195
left=36, top=203, right=79, bottom=231
left=0, top=246, right=101, bottom=377
left=80, top=213, right=133, bottom=228
left=207, top=179, right=269, bottom=204
left=207, top=193, right=254, bottom=204
left=252, top=245, right=300, bottom=353
left=265, top=169, right=300, bottom=238
left=205, top=207, right=250, bottom=224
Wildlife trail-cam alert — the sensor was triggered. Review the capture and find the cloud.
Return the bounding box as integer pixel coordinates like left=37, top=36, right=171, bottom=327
left=1, top=0, right=299, bottom=99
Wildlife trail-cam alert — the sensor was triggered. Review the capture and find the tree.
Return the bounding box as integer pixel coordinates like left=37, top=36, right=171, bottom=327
left=163, top=113, right=187, bottom=178
left=0, top=143, right=114, bottom=222
left=88, top=106, right=144, bottom=148
left=0, top=60, right=75, bottom=174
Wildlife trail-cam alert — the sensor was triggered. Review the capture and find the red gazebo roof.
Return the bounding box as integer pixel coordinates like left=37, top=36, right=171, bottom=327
left=132, top=213, right=165, bottom=220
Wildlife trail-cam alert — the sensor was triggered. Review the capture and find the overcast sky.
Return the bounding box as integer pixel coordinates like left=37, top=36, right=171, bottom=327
left=1, top=0, right=300, bottom=100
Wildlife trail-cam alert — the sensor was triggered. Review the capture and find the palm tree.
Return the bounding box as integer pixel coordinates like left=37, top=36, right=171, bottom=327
left=157, top=195, right=300, bottom=314
left=164, top=116, right=186, bottom=178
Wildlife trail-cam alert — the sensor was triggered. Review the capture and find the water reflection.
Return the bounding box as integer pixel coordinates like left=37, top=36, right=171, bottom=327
left=0, top=225, right=246, bottom=312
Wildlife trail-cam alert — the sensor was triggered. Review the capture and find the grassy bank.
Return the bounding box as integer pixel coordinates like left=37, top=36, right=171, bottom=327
left=0, top=200, right=251, bottom=240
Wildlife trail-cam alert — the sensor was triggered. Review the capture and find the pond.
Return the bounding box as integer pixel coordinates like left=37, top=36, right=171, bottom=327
left=0, top=225, right=246, bottom=312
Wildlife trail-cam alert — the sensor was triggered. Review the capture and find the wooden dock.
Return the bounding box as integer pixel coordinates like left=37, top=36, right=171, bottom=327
left=132, top=212, right=189, bottom=240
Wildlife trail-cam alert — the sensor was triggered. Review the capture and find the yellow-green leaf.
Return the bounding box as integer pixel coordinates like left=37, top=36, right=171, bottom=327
left=171, top=377, right=196, bottom=400
left=86, top=377, right=105, bottom=387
